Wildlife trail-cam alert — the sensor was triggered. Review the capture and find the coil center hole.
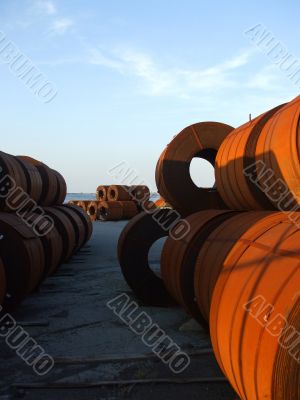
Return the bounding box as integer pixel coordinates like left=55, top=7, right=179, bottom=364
left=148, top=237, right=167, bottom=277
left=189, top=148, right=216, bottom=188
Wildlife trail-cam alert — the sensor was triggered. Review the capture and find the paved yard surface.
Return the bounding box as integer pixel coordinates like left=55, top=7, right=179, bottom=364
left=0, top=221, right=237, bottom=400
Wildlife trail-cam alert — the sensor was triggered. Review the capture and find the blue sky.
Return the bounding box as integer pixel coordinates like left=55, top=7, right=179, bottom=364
left=0, top=0, right=299, bottom=192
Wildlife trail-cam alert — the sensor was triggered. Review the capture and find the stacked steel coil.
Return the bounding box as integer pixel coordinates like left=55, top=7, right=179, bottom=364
left=118, top=95, right=300, bottom=400
left=215, top=96, right=300, bottom=211
left=0, top=153, right=93, bottom=309
left=70, top=184, right=151, bottom=221
left=155, top=122, right=234, bottom=216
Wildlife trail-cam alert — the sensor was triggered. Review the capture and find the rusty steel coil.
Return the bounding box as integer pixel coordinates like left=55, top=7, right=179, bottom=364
left=161, top=210, right=238, bottom=325
left=68, top=200, right=78, bottom=206
left=0, top=258, right=6, bottom=306
left=209, top=211, right=300, bottom=400
left=155, top=122, right=234, bottom=215
left=256, top=95, right=300, bottom=210
left=0, top=152, right=27, bottom=210
left=51, top=169, right=67, bottom=205
left=15, top=156, right=43, bottom=203
left=75, top=200, right=90, bottom=212
left=40, top=225, right=63, bottom=276
left=18, top=156, right=58, bottom=206
left=55, top=205, right=86, bottom=252
left=121, top=201, right=139, bottom=219
left=215, top=105, right=284, bottom=210
left=194, top=211, right=274, bottom=322
left=38, top=225, right=63, bottom=277
left=98, top=201, right=123, bottom=221
left=0, top=213, right=45, bottom=306
left=87, top=201, right=99, bottom=221
left=66, top=204, right=93, bottom=244
left=130, top=185, right=150, bottom=202
left=107, top=185, right=131, bottom=201
left=118, top=211, right=176, bottom=306
left=25, top=210, right=64, bottom=278
left=43, top=207, right=76, bottom=261
left=96, top=185, right=109, bottom=201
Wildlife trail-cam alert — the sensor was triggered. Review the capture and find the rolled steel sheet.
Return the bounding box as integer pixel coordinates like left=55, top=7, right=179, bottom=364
left=194, top=211, right=274, bottom=321
left=215, top=105, right=284, bottom=210
left=130, top=185, right=150, bottom=202
left=87, top=201, right=99, bottom=221
left=55, top=205, right=86, bottom=252
left=43, top=207, right=76, bottom=261
left=68, top=200, right=77, bottom=206
left=25, top=210, right=63, bottom=278
left=161, top=210, right=238, bottom=325
left=15, top=156, right=43, bottom=203
left=0, top=213, right=45, bottom=306
left=256, top=95, right=300, bottom=210
left=66, top=204, right=93, bottom=244
left=75, top=201, right=88, bottom=212
left=0, top=152, right=28, bottom=210
left=107, top=185, right=131, bottom=201
left=209, top=212, right=300, bottom=399
left=118, top=211, right=176, bottom=306
left=96, top=185, right=109, bottom=201
left=155, top=122, right=234, bottom=215
left=98, top=201, right=123, bottom=221
left=18, top=156, right=58, bottom=206
left=51, top=169, right=67, bottom=205
left=121, top=201, right=139, bottom=219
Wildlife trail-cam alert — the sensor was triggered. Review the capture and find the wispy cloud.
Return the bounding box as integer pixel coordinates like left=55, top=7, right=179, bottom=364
left=87, top=47, right=256, bottom=97
left=49, top=18, right=74, bottom=35
left=34, top=0, right=57, bottom=15
left=246, top=64, right=282, bottom=90
left=89, top=48, right=123, bottom=71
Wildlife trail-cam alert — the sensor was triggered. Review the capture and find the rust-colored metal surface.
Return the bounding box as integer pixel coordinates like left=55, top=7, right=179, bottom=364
left=18, top=156, right=58, bottom=206
left=118, top=211, right=176, bottom=306
left=75, top=200, right=89, bottom=212
left=51, top=169, right=67, bottom=205
left=155, top=122, right=234, bottom=215
left=107, top=185, right=131, bottom=201
left=121, top=201, right=139, bottom=219
left=0, top=213, right=45, bottom=306
left=0, top=258, right=6, bottom=306
left=215, top=105, right=284, bottom=210
left=209, top=212, right=300, bottom=399
left=98, top=201, right=123, bottom=221
left=43, top=207, right=76, bottom=262
left=130, top=185, right=150, bottom=202
left=55, top=206, right=86, bottom=253
left=66, top=204, right=93, bottom=244
left=161, top=210, right=238, bottom=326
left=194, top=211, right=274, bottom=321
left=96, top=185, right=110, bottom=201
left=256, top=95, right=300, bottom=210
left=68, top=200, right=77, bottom=206
left=87, top=201, right=99, bottom=221
left=39, top=225, right=63, bottom=277
left=15, top=156, right=43, bottom=203
left=0, top=152, right=28, bottom=210
left=41, top=225, right=63, bottom=276
left=25, top=210, right=64, bottom=278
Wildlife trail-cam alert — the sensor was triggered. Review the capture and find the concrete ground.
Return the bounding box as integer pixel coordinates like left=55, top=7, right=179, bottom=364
left=0, top=221, right=237, bottom=400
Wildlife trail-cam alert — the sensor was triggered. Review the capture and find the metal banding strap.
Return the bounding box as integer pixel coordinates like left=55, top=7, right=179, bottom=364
left=190, top=125, right=204, bottom=152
